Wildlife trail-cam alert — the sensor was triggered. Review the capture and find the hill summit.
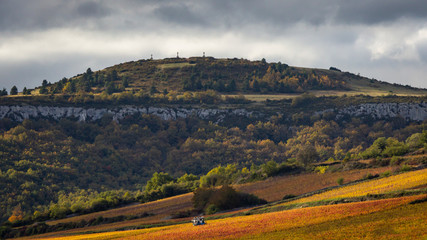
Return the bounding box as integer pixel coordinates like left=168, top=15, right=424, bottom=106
left=31, top=57, right=426, bottom=97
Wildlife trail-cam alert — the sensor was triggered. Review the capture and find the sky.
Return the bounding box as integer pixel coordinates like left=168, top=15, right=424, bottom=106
left=1, top=0, right=427, bottom=91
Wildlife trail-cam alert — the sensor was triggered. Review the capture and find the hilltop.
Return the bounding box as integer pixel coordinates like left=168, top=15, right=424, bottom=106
left=14, top=57, right=426, bottom=98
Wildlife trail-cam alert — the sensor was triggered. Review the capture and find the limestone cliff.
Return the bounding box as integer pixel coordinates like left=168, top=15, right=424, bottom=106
left=0, top=105, right=255, bottom=123
left=0, top=102, right=425, bottom=123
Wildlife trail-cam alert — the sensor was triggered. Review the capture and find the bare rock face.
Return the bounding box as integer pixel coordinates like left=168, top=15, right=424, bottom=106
left=0, top=102, right=425, bottom=123
left=0, top=105, right=255, bottom=123
left=335, top=103, right=427, bottom=121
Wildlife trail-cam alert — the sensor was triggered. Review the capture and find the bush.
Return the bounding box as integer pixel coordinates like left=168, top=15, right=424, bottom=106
left=205, top=204, right=219, bottom=214
left=399, top=164, right=412, bottom=172
left=390, top=156, right=402, bottom=166
left=380, top=171, right=391, bottom=178
left=337, top=177, right=344, bottom=185
left=282, top=194, right=297, bottom=200
left=192, top=185, right=266, bottom=214
left=291, top=93, right=316, bottom=107
left=362, top=173, right=379, bottom=180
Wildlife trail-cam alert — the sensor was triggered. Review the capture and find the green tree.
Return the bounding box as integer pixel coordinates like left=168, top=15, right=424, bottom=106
left=296, top=145, right=319, bottom=166
left=39, top=85, right=48, bottom=94
left=226, top=79, right=236, bottom=92
left=105, top=82, right=115, bottom=94
left=22, top=87, right=31, bottom=95
left=122, top=78, right=129, bottom=88
left=0, top=88, right=7, bottom=96
left=145, top=172, right=173, bottom=192
left=150, top=85, right=158, bottom=95
left=10, top=85, right=18, bottom=95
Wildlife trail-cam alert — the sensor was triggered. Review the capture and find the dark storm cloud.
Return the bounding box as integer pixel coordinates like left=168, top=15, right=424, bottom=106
left=76, top=1, right=111, bottom=18
left=0, top=0, right=111, bottom=31
left=335, top=0, right=427, bottom=24
left=143, top=0, right=334, bottom=29
left=142, top=0, right=427, bottom=30
left=1, top=0, right=427, bottom=90
left=152, top=2, right=207, bottom=26
left=2, top=0, right=427, bottom=33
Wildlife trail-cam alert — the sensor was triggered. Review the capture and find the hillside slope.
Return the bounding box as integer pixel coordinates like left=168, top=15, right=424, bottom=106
left=29, top=57, right=427, bottom=96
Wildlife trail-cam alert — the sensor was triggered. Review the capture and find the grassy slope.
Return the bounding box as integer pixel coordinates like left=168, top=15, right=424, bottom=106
left=111, top=59, right=427, bottom=95
left=118, top=59, right=427, bottom=97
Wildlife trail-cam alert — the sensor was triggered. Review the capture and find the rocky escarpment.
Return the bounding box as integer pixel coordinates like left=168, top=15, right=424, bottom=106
left=314, top=102, right=427, bottom=121
left=0, top=102, right=426, bottom=123
left=335, top=103, right=427, bottom=121
left=0, top=105, right=256, bottom=123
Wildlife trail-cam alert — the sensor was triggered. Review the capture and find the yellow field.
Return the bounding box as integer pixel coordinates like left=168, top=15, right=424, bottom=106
left=284, top=168, right=427, bottom=205
left=39, top=195, right=426, bottom=240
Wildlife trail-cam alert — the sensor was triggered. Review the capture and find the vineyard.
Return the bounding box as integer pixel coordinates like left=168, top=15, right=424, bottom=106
left=47, top=193, right=194, bottom=225
left=39, top=195, right=426, bottom=240
left=43, top=166, right=393, bottom=227
left=282, top=168, right=427, bottom=205
left=236, top=166, right=394, bottom=202
left=16, top=167, right=426, bottom=239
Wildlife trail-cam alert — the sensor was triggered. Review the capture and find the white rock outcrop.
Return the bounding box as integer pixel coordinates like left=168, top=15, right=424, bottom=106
left=0, top=102, right=425, bottom=123
left=322, top=102, right=427, bottom=121
left=0, top=105, right=255, bottom=123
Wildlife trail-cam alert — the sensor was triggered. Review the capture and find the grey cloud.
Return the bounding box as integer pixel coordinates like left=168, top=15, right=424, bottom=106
left=1, top=0, right=427, bottom=90
left=417, top=42, right=427, bottom=63
left=0, top=0, right=112, bottom=31
left=2, top=0, right=427, bottom=34
left=335, top=0, right=427, bottom=24
left=76, top=1, right=111, bottom=18
left=152, top=2, right=207, bottom=26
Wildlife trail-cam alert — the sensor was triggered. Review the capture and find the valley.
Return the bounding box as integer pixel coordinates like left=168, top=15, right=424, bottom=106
left=0, top=57, right=426, bottom=239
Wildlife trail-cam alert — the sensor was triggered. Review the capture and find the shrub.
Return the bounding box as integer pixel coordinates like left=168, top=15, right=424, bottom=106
left=205, top=204, right=219, bottom=214
left=380, top=171, right=391, bottom=178
left=282, top=194, right=297, bottom=200
left=399, top=164, right=412, bottom=173
left=315, top=166, right=329, bottom=174
left=192, top=185, right=266, bottom=214
left=390, top=156, right=402, bottom=166
left=291, top=93, right=316, bottom=107
left=362, top=173, right=379, bottom=180
left=337, top=177, right=344, bottom=185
